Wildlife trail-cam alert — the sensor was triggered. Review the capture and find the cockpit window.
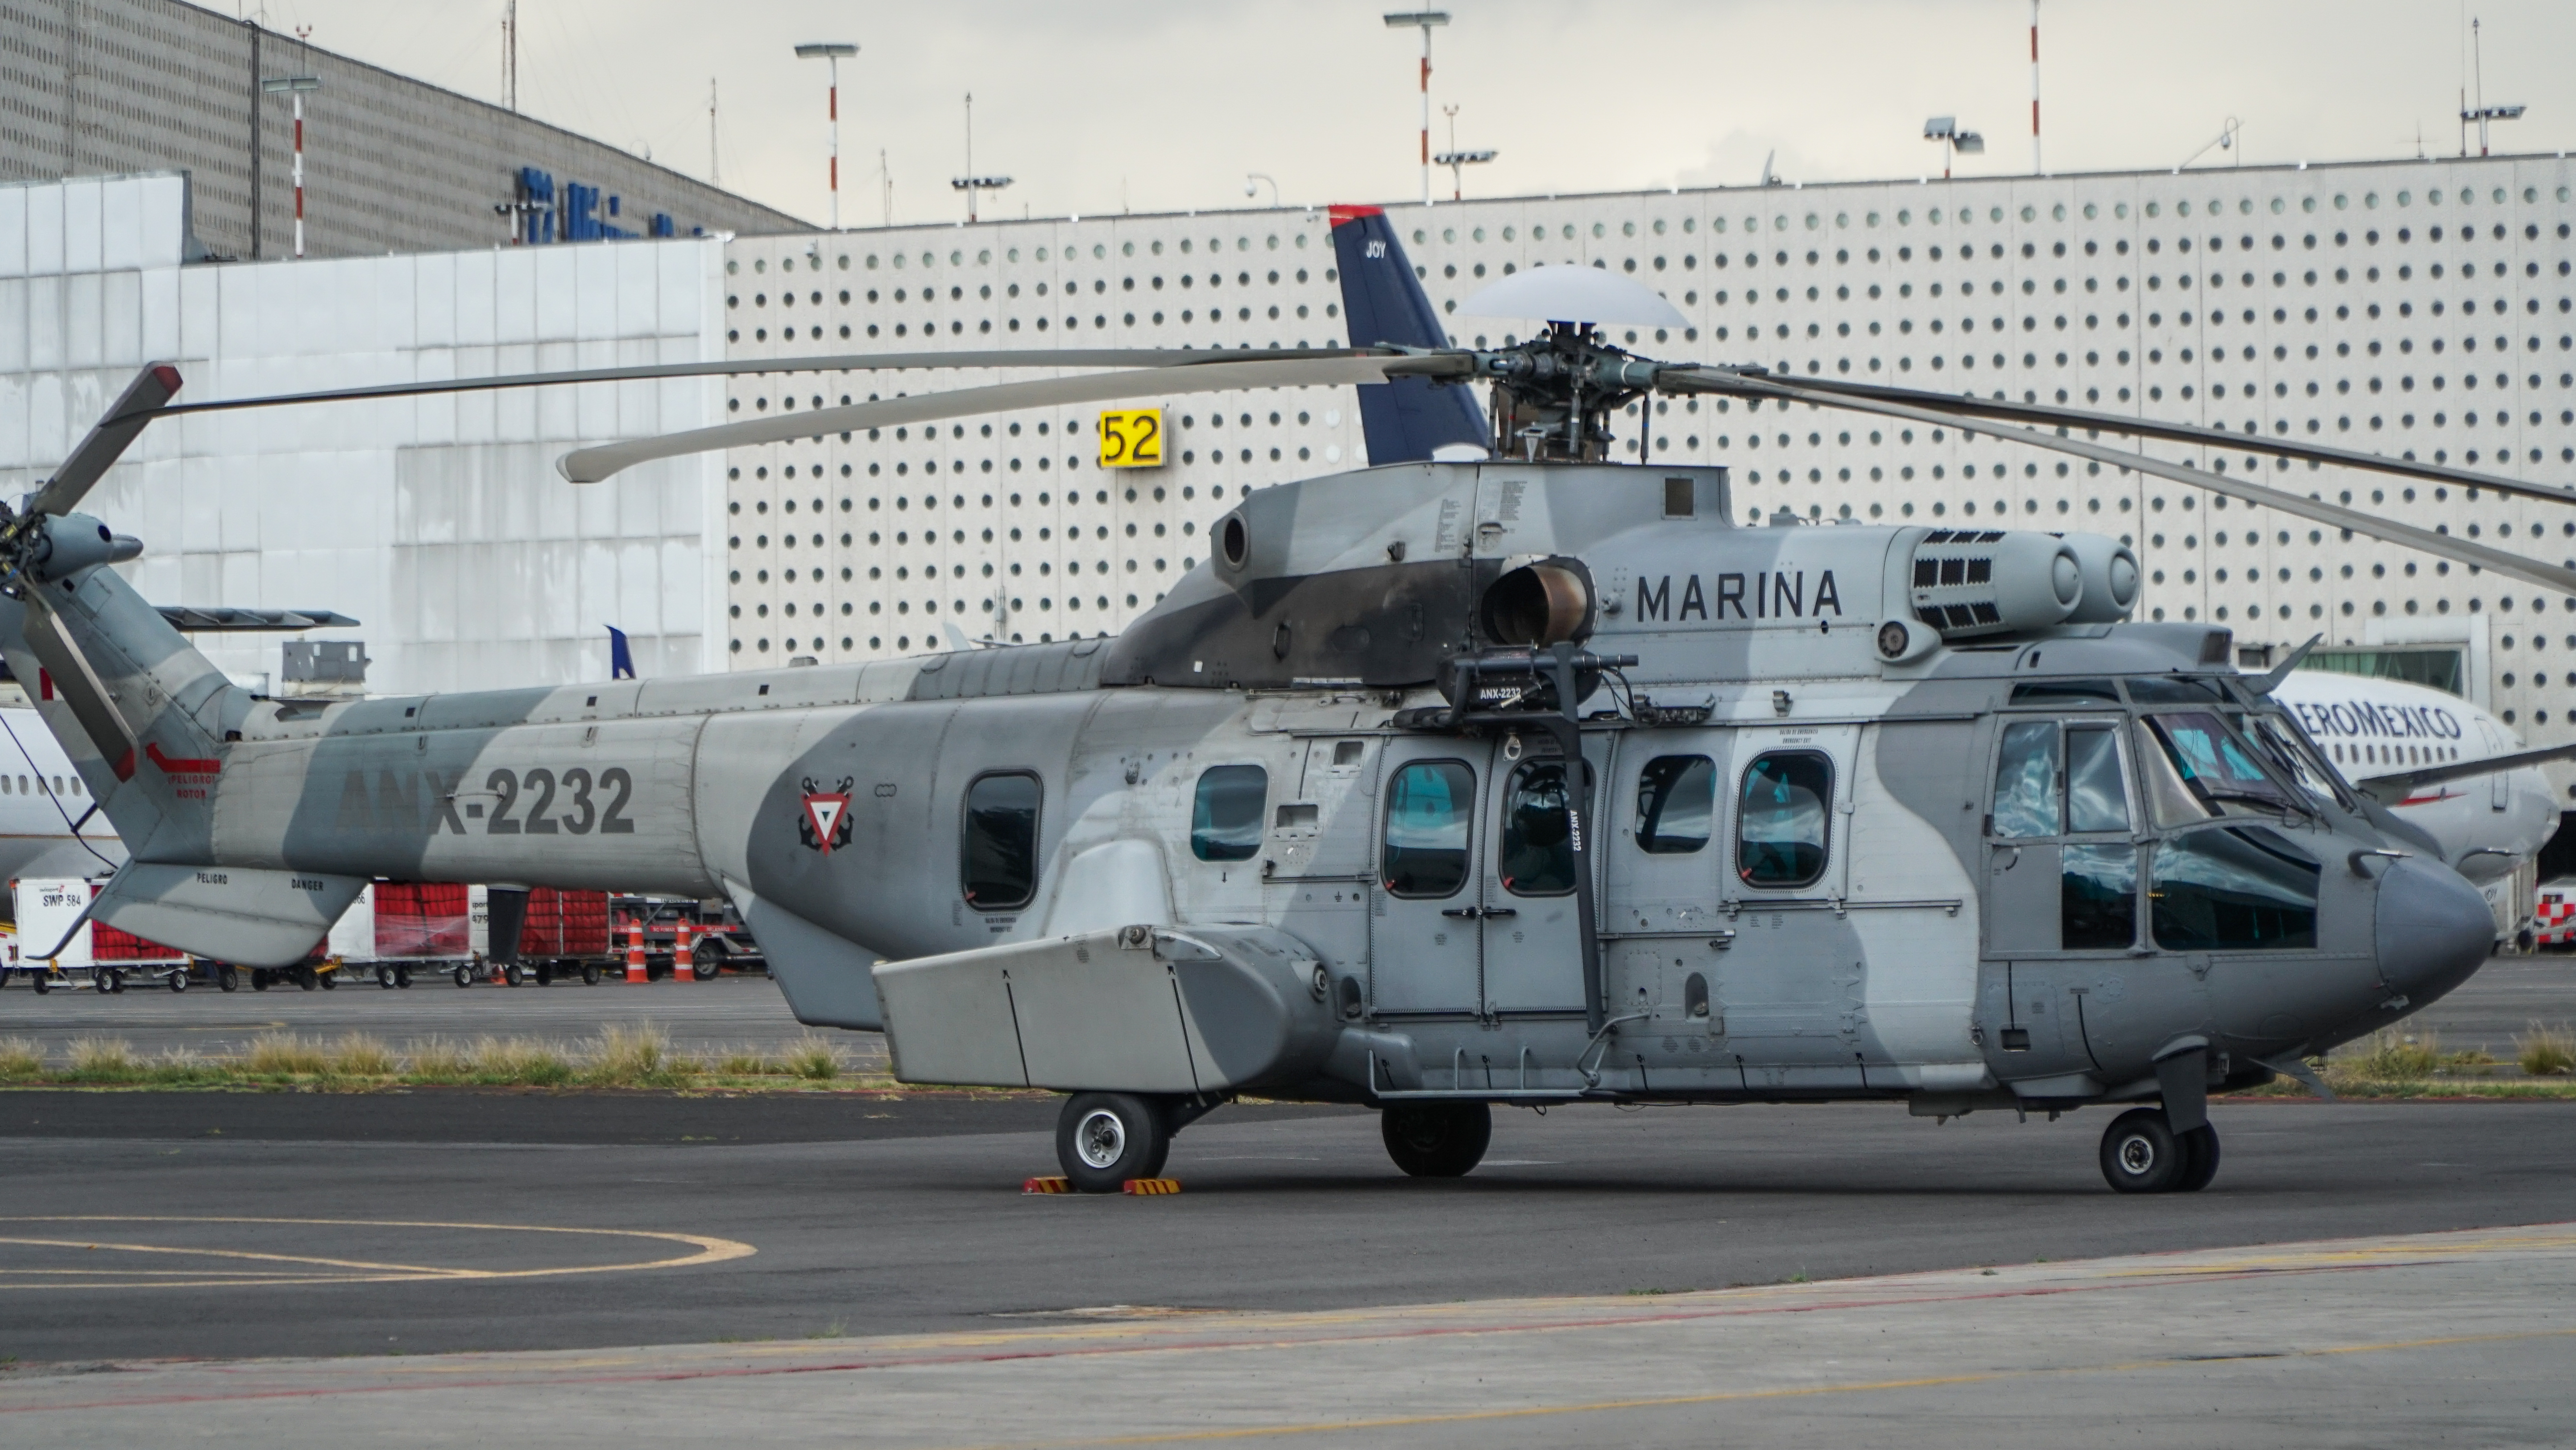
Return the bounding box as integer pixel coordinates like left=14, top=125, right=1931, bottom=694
left=2150, top=826, right=2320, bottom=950
left=2144, top=712, right=2297, bottom=816
left=2009, top=679, right=2122, bottom=706
left=1992, top=721, right=2129, bottom=838
left=1739, top=751, right=1832, bottom=888
left=2125, top=676, right=2230, bottom=705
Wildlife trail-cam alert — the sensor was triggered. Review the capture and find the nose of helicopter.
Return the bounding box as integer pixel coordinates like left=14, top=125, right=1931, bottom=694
left=2374, top=856, right=2495, bottom=1008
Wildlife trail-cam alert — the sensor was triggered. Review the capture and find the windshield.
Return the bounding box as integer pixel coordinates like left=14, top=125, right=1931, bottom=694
left=2241, top=710, right=2351, bottom=810
left=2143, top=711, right=2301, bottom=816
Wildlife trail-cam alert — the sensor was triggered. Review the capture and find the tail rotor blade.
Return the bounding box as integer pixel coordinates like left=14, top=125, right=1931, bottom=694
left=28, top=364, right=182, bottom=518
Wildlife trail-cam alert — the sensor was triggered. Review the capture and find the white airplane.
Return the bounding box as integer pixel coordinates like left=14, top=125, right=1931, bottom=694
left=2267, top=666, right=2564, bottom=943
left=0, top=703, right=125, bottom=889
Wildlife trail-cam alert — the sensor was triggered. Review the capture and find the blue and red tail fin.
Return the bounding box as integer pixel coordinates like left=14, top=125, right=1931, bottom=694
left=1328, top=204, right=1487, bottom=465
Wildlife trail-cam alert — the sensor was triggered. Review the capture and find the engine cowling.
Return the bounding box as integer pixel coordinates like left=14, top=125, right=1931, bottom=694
left=1908, top=528, right=2083, bottom=640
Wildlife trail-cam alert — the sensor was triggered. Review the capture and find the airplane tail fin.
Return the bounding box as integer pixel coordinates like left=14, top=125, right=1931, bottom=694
left=1327, top=204, right=1488, bottom=465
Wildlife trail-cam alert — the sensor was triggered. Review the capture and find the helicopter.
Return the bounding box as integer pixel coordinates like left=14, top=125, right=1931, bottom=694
left=3, top=207, right=2567, bottom=1197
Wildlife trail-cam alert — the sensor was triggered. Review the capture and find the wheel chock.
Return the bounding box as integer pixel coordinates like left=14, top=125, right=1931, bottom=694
left=1121, top=1178, right=1181, bottom=1196
left=1022, top=1176, right=1072, bottom=1194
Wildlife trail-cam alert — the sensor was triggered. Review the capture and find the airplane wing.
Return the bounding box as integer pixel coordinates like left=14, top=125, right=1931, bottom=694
left=2353, top=741, right=2576, bottom=802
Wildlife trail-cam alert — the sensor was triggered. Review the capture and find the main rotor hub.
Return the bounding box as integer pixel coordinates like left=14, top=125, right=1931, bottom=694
left=1474, top=323, right=1658, bottom=463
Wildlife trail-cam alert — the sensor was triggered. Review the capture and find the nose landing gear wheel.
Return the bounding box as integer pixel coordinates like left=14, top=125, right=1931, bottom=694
left=2174, top=1123, right=2221, bottom=1192
left=1380, top=1101, right=1494, bottom=1178
left=2099, top=1108, right=2185, bottom=1194
left=1054, top=1092, right=1172, bottom=1193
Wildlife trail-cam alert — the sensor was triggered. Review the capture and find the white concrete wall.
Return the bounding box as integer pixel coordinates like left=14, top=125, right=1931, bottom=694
left=0, top=173, right=729, bottom=696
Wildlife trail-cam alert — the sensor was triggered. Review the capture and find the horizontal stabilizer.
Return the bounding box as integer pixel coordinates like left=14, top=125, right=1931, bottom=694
left=155, top=607, right=359, bottom=632
left=2355, top=740, right=2576, bottom=802
left=89, top=863, right=367, bottom=968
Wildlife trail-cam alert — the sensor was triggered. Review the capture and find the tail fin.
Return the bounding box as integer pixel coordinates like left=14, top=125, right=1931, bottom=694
left=0, top=548, right=364, bottom=964
left=1328, top=204, right=1487, bottom=464
left=0, top=534, right=240, bottom=861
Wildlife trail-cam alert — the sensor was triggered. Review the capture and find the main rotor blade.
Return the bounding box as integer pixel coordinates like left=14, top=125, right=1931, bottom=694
left=1682, top=367, right=2576, bottom=509
left=557, top=355, right=1445, bottom=484
left=1676, top=368, right=2576, bottom=600
left=146, top=348, right=1373, bottom=421
left=26, top=364, right=183, bottom=518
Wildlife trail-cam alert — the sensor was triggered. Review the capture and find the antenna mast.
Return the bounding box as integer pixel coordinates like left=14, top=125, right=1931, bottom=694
left=501, top=0, right=517, bottom=112
left=708, top=78, right=720, bottom=185
left=2028, top=0, right=2042, bottom=174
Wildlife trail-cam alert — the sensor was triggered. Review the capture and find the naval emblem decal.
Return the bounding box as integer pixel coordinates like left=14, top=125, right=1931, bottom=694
left=798, top=777, right=855, bottom=856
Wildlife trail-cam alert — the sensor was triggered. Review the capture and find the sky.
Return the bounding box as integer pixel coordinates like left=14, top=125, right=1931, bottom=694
left=236, top=0, right=2576, bottom=228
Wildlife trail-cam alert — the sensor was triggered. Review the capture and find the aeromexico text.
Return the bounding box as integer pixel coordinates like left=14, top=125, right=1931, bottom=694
left=1632, top=571, right=1846, bottom=623
left=2284, top=697, right=2465, bottom=742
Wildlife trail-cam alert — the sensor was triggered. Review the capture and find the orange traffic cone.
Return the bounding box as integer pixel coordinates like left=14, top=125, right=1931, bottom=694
left=625, top=919, right=647, bottom=984
left=673, top=919, right=693, bottom=983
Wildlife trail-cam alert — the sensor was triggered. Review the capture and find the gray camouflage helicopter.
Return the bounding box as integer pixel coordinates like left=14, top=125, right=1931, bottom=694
left=7, top=215, right=2562, bottom=1196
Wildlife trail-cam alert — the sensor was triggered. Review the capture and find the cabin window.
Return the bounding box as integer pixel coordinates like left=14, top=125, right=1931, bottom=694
left=1190, top=764, right=1267, bottom=862
left=1382, top=760, right=1475, bottom=898
left=1634, top=754, right=1715, bottom=854
left=960, top=772, right=1042, bottom=910
left=2150, top=826, right=2320, bottom=950
left=1499, top=759, right=1581, bottom=896
left=1738, top=751, right=1832, bottom=888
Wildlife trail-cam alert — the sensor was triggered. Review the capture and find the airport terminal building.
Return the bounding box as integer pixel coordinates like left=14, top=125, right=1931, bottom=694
left=1, top=28, right=2573, bottom=784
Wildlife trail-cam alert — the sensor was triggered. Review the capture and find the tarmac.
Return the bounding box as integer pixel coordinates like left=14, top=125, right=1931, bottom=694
left=4, top=960, right=2574, bottom=1444
left=5, top=1220, right=2572, bottom=1448
left=5, top=1089, right=2576, bottom=1444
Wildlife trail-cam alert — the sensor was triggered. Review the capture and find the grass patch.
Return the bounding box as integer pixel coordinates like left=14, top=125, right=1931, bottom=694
left=244, top=1033, right=334, bottom=1077
left=2518, top=1022, right=2576, bottom=1078
left=2, top=1026, right=907, bottom=1094
left=65, top=1038, right=141, bottom=1083
left=785, top=1036, right=841, bottom=1082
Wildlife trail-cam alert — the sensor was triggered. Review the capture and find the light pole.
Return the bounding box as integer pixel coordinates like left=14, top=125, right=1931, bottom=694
left=2459, top=18, right=2525, bottom=158
left=1433, top=103, right=1493, bottom=202
left=1243, top=173, right=1279, bottom=207
left=261, top=75, right=320, bottom=258
left=794, top=43, right=857, bottom=230
left=1382, top=11, right=1449, bottom=207
left=949, top=92, right=1012, bottom=223
left=1922, top=115, right=1983, bottom=180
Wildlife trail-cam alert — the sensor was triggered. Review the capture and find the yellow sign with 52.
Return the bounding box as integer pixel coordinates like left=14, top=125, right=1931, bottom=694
left=1097, top=408, right=1164, bottom=469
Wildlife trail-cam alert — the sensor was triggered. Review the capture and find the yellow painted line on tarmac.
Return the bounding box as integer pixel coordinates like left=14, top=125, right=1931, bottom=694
left=0, top=1217, right=753, bottom=1289
left=934, top=1323, right=2576, bottom=1449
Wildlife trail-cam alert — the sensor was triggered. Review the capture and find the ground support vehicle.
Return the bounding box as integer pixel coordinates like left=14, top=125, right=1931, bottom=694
left=3, top=877, right=201, bottom=993
left=615, top=896, right=763, bottom=980
left=327, top=882, right=617, bottom=988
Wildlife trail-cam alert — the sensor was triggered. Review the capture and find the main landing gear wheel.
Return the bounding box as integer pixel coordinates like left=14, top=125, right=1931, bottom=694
left=250, top=968, right=270, bottom=992
left=1381, top=1101, right=1493, bottom=1178
left=1054, top=1092, right=1172, bottom=1193
left=2174, top=1123, right=2222, bottom=1193
left=297, top=968, right=318, bottom=991
left=2099, top=1108, right=2185, bottom=1194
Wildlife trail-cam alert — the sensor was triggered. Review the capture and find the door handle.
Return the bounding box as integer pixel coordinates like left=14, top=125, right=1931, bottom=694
left=1483, top=907, right=1517, bottom=918
left=1439, top=906, right=1518, bottom=919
